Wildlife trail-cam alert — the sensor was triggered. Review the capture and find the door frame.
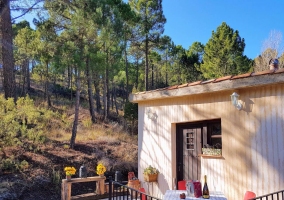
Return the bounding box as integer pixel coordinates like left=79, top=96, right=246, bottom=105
left=176, top=122, right=204, bottom=182
left=176, top=119, right=221, bottom=182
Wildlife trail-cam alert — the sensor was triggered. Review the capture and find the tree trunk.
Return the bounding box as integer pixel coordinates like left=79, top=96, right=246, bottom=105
left=93, top=73, right=101, bottom=113
left=68, top=66, right=73, bottom=100
left=20, top=59, right=29, bottom=96
left=26, top=59, right=30, bottom=91
left=136, top=59, right=139, bottom=90
left=151, top=62, right=154, bottom=90
left=0, top=0, right=15, bottom=99
left=111, top=82, right=114, bottom=110
left=124, top=36, right=129, bottom=97
left=113, top=85, right=118, bottom=115
left=70, top=68, right=80, bottom=149
left=86, top=56, right=96, bottom=123
left=104, top=49, right=109, bottom=122
left=45, top=62, right=51, bottom=107
left=67, top=66, right=71, bottom=88
left=145, top=34, right=149, bottom=91
left=20, top=62, right=26, bottom=96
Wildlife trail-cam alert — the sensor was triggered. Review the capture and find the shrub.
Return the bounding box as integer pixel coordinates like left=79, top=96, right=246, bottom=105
left=0, top=157, right=29, bottom=172
left=0, top=95, right=64, bottom=148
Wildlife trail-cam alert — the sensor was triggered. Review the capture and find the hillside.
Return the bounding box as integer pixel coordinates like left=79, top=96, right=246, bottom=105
left=0, top=82, right=138, bottom=200
left=0, top=138, right=138, bottom=199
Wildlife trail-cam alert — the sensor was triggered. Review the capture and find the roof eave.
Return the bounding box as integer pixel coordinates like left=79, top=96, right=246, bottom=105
left=129, top=73, right=284, bottom=103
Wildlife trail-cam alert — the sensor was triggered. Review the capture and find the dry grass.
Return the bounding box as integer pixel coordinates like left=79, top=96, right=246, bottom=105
left=48, top=114, right=137, bottom=144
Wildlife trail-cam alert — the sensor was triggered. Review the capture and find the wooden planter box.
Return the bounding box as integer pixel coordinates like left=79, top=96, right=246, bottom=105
left=202, top=148, right=222, bottom=156
left=143, top=173, right=158, bottom=182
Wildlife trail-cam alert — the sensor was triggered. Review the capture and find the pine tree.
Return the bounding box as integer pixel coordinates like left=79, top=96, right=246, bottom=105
left=129, top=0, right=166, bottom=91
left=201, top=22, right=251, bottom=79
left=0, top=0, right=16, bottom=99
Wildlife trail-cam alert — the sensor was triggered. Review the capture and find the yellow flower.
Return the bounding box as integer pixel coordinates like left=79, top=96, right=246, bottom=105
left=64, top=166, right=76, bottom=176
left=96, top=163, right=106, bottom=175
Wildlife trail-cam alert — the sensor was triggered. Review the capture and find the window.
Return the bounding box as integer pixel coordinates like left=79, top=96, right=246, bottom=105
left=207, top=121, right=222, bottom=149
left=202, top=119, right=222, bottom=156
left=186, top=131, right=195, bottom=150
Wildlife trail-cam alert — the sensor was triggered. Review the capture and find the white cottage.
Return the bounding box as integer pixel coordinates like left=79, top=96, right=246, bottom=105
left=129, top=69, right=284, bottom=200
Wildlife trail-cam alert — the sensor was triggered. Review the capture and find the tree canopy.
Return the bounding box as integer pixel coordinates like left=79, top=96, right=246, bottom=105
left=200, top=22, right=252, bottom=79
left=3, top=1, right=273, bottom=147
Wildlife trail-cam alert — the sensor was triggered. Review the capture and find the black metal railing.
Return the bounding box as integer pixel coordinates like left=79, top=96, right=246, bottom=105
left=251, top=190, right=284, bottom=200
left=108, top=177, right=161, bottom=200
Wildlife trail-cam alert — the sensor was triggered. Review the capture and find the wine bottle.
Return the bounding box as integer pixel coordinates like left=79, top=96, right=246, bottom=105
left=202, top=175, right=210, bottom=199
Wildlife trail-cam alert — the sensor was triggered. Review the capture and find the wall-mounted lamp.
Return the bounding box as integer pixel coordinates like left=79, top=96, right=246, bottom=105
left=147, top=108, right=157, bottom=120
left=231, top=92, right=242, bottom=110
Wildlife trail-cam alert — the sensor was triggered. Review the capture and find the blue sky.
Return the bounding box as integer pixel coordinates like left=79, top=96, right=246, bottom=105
left=13, top=0, right=284, bottom=60
left=162, top=0, right=284, bottom=59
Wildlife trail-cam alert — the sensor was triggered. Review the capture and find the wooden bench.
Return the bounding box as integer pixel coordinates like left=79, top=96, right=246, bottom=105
left=61, top=176, right=106, bottom=200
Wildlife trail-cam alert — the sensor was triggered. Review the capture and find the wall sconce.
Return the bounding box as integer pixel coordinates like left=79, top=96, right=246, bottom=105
left=146, top=108, right=157, bottom=120
left=230, top=92, right=242, bottom=110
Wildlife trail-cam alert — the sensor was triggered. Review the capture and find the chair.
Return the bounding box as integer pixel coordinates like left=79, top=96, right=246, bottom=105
left=178, top=180, right=186, bottom=190
left=139, top=187, right=146, bottom=200
left=244, top=191, right=256, bottom=200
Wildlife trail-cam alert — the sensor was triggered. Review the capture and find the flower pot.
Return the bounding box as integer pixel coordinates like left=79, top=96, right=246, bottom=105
left=99, top=174, right=104, bottom=177
left=143, top=173, right=158, bottom=182
left=66, top=175, right=71, bottom=181
left=202, top=148, right=222, bottom=156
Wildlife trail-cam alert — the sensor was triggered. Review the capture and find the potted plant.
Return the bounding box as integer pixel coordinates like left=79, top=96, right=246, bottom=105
left=96, top=163, right=106, bottom=177
left=143, top=165, right=159, bottom=182
left=202, top=143, right=222, bottom=156
left=64, top=166, right=76, bottom=180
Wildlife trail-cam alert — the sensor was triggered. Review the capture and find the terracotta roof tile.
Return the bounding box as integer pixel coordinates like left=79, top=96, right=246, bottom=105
left=201, top=79, right=216, bottom=84
left=136, top=69, right=282, bottom=94
left=178, top=83, right=189, bottom=88
left=214, top=75, right=232, bottom=83
left=231, top=72, right=253, bottom=79
left=252, top=69, right=274, bottom=76
left=167, top=85, right=179, bottom=90
left=187, top=81, right=202, bottom=86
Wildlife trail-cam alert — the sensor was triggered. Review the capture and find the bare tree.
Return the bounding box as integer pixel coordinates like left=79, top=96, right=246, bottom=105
left=254, top=30, right=284, bottom=72
left=262, top=30, right=284, bottom=57
left=279, top=52, right=284, bottom=69
left=11, top=0, right=45, bottom=21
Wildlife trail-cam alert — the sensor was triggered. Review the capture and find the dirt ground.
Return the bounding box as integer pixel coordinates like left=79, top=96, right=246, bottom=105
left=0, top=140, right=138, bottom=200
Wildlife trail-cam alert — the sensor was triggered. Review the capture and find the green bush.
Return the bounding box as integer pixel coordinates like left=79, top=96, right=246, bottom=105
left=17, top=160, right=29, bottom=171
left=0, top=157, right=16, bottom=171
left=51, top=168, right=62, bottom=187
left=0, top=157, right=29, bottom=172
left=0, top=94, right=63, bottom=148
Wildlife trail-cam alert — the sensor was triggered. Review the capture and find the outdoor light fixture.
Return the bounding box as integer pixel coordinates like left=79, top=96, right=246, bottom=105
left=230, top=92, right=242, bottom=110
